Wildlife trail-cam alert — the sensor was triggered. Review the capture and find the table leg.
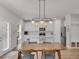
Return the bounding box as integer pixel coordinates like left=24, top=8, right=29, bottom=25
left=17, top=51, right=21, bottom=59
left=56, top=50, right=61, bottom=59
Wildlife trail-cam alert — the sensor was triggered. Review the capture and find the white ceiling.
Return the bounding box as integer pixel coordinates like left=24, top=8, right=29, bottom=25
left=0, top=0, right=79, bottom=20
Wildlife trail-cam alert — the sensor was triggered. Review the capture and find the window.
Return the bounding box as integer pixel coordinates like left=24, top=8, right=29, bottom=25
left=0, top=21, right=9, bottom=51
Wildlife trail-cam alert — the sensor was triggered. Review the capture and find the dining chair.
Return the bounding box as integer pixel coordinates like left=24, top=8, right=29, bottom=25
left=42, top=51, right=55, bottom=59
left=18, top=41, right=37, bottom=59
left=41, top=42, right=55, bottom=59
left=21, top=54, right=34, bottom=59
left=21, top=51, right=34, bottom=59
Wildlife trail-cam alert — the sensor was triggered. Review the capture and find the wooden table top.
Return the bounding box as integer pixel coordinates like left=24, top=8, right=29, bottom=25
left=18, top=42, right=65, bottom=51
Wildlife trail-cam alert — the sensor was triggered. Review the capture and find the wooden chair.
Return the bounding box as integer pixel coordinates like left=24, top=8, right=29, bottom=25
left=17, top=50, right=34, bottom=59
left=42, top=50, right=55, bottom=59
left=41, top=42, right=55, bottom=59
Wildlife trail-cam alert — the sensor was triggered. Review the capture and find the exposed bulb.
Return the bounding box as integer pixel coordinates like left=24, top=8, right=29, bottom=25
left=45, top=22, right=47, bottom=26
left=40, top=21, right=44, bottom=24
left=35, top=23, right=38, bottom=26
left=32, top=21, right=35, bottom=24
left=49, top=21, right=52, bottom=24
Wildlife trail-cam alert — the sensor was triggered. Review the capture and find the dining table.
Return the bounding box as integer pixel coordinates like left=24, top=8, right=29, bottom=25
left=17, top=42, right=65, bottom=59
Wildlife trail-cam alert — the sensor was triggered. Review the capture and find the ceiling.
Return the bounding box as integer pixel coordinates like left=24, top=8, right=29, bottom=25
left=0, top=0, right=79, bottom=20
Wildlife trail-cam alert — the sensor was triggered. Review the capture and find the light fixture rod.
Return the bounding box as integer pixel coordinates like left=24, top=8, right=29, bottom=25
left=39, top=0, right=40, bottom=19
left=39, top=0, right=46, bottom=19
left=44, top=0, right=46, bottom=18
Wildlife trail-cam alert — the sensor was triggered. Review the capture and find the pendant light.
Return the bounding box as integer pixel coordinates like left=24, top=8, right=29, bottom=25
left=32, top=0, right=54, bottom=27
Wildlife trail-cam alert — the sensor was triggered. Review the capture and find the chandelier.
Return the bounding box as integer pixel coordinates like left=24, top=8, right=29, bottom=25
left=32, top=0, right=55, bottom=28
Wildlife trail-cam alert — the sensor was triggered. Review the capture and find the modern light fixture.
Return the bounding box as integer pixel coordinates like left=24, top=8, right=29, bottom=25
left=32, top=0, right=55, bottom=27
left=32, top=20, right=35, bottom=24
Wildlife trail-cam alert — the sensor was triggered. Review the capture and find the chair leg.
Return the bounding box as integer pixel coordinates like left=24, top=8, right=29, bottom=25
left=18, top=51, right=22, bottom=59
left=56, top=50, right=61, bottom=59
left=36, top=52, right=38, bottom=59
left=41, top=51, right=45, bottom=59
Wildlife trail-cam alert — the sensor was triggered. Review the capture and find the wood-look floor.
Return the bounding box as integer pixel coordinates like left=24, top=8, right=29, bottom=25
left=61, top=49, right=79, bottom=59
left=0, top=49, right=79, bottom=59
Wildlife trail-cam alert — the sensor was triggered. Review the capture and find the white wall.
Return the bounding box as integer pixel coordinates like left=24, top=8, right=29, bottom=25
left=70, top=14, right=79, bottom=42
left=0, top=6, right=21, bottom=56
left=65, top=14, right=79, bottom=48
